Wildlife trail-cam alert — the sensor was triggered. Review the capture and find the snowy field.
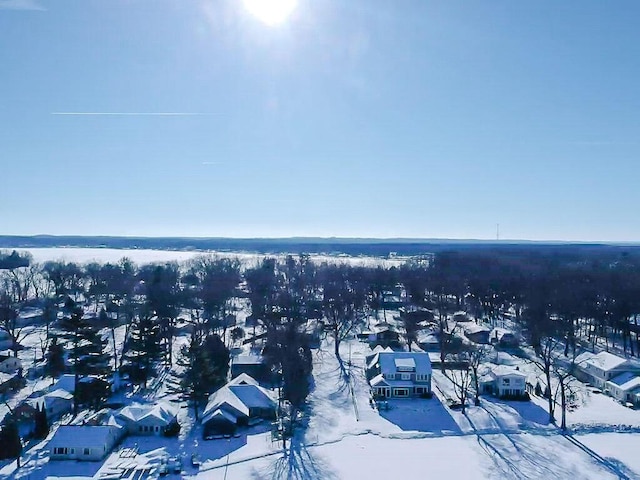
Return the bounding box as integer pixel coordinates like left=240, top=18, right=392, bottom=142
left=10, top=247, right=405, bottom=268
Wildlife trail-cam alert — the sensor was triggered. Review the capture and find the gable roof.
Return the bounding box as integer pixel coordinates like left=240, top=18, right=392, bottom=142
left=202, top=381, right=276, bottom=423
left=229, top=373, right=260, bottom=387
left=117, top=403, right=177, bottom=425
left=369, top=352, right=431, bottom=376
left=49, top=425, right=123, bottom=448
left=203, top=408, right=238, bottom=426
left=584, top=351, right=632, bottom=372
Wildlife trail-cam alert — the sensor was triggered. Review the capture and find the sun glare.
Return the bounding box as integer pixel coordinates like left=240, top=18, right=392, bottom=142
left=242, top=0, right=297, bottom=26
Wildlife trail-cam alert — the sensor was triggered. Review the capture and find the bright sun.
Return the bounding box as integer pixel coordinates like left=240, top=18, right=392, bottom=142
left=242, top=0, right=297, bottom=26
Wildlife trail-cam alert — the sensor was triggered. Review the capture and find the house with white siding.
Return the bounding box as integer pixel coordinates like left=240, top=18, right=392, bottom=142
left=479, top=365, right=527, bottom=399
left=116, top=403, right=179, bottom=436
left=605, top=372, right=640, bottom=404
left=49, top=425, right=125, bottom=461
left=574, top=351, right=640, bottom=389
left=366, top=351, right=431, bottom=398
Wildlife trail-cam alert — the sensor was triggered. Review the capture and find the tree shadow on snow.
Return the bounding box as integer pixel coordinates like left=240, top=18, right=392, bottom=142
left=250, top=435, right=339, bottom=480
left=482, top=396, right=551, bottom=427
left=379, top=395, right=462, bottom=434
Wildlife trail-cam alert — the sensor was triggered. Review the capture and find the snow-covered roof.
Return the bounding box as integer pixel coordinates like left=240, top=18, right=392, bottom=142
left=204, top=408, right=238, bottom=425
left=202, top=380, right=276, bottom=423
left=229, top=373, right=260, bottom=387
left=52, top=374, right=76, bottom=393
left=49, top=425, right=123, bottom=448
left=583, top=351, right=632, bottom=372
left=0, top=372, right=16, bottom=385
left=607, top=372, right=640, bottom=392
left=417, top=332, right=438, bottom=344
left=394, top=358, right=416, bottom=371
left=369, top=352, right=431, bottom=376
left=463, top=324, right=491, bottom=335
left=117, top=403, right=177, bottom=426
left=231, top=355, right=264, bottom=366
left=487, top=364, right=526, bottom=379
left=370, top=374, right=389, bottom=387
left=28, top=389, right=73, bottom=410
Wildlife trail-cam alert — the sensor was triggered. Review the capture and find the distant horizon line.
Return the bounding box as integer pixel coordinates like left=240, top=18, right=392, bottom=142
left=1, top=234, right=639, bottom=246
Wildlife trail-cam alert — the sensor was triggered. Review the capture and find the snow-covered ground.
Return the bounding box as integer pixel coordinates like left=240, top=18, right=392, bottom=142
left=3, top=263, right=640, bottom=479
left=11, top=247, right=404, bottom=268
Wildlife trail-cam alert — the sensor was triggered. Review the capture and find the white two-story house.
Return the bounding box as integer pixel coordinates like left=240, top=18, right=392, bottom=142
left=574, top=351, right=640, bottom=390
left=479, top=364, right=527, bottom=399
left=366, top=351, right=432, bottom=398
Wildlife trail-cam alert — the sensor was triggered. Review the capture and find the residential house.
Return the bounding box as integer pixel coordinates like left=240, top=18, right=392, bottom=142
left=416, top=331, right=440, bottom=352
left=366, top=351, right=432, bottom=398
left=49, top=425, right=125, bottom=461
left=0, top=372, right=21, bottom=395
left=491, top=328, right=519, bottom=348
left=574, top=351, right=640, bottom=389
left=605, top=372, right=640, bottom=404
left=116, top=403, right=179, bottom=436
left=453, top=311, right=471, bottom=323
left=0, top=353, right=22, bottom=374
left=230, top=355, right=271, bottom=384
left=479, top=365, right=527, bottom=399
left=360, top=323, right=401, bottom=348
left=462, top=324, right=491, bottom=344
left=28, top=389, right=74, bottom=419
left=201, top=374, right=276, bottom=438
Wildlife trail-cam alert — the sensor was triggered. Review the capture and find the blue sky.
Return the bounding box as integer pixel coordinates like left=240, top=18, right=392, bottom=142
left=1, top=0, right=639, bottom=241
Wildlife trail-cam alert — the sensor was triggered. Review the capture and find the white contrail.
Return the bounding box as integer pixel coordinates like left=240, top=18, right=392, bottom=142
left=51, top=112, right=208, bottom=116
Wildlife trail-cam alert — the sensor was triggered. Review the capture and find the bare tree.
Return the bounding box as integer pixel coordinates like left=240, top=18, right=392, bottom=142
left=445, top=351, right=473, bottom=414
left=527, top=336, right=562, bottom=424
left=469, top=345, right=491, bottom=406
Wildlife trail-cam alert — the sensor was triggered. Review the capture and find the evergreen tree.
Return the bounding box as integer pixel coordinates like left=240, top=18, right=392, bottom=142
left=123, top=311, right=163, bottom=388
left=171, top=333, right=228, bottom=420
left=45, top=337, right=66, bottom=379
left=58, top=300, right=110, bottom=413
left=33, top=403, right=49, bottom=439
left=0, top=418, right=22, bottom=464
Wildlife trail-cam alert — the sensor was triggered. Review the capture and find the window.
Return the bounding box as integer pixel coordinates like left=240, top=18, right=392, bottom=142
left=155, top=426, right=159, bottom=432
left=84, top=448, right=90, bottom=455
left=502, top=378, right=510, bottom=385
left=401, top=373, right=410, bottom=380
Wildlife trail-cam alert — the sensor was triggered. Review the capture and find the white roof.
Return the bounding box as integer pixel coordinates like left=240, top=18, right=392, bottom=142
left=463, top=324, right=491, bottom=335
left=488, top=364, right=526, bottom=379
left=584, top=351, right=632, bottom=372
left=607, top=372, right=640, bottom=391
left=117, top=403, right=177, bottom=426
left=369, top=374, right=389, bottom=387
left=229, top=373, right=260, bottom=387
left=205, top=408, right=238, bottom=425
left=394, top=358, right=416, bottom=371
left=49, top=425, right=123, bottom=448
left=202, top=383, right=275, bottom=422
